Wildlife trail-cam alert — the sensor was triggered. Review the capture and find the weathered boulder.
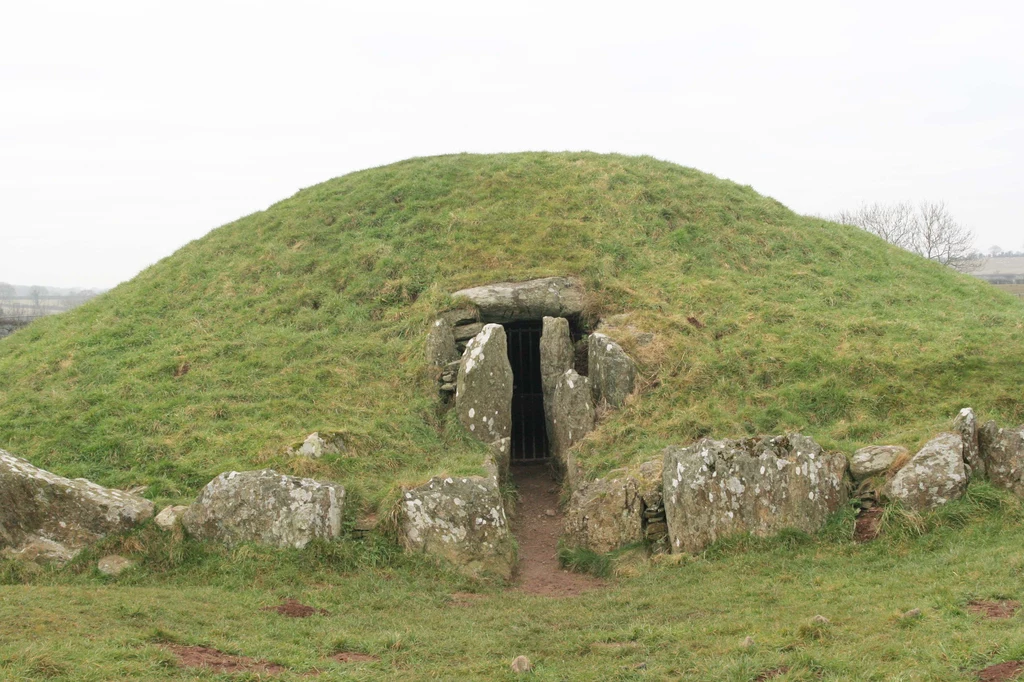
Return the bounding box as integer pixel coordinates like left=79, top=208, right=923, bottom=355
left=850, top=445, right=908, bottom=481
left=182, top=470, right=345, bottom=549
left=549, top=369, right=595, bottom=487
left=154, top=505, right=188, bottom=531
left=426, top=318, right=459, bottom=367
left=452, top=277, right=584, bottom=323
left=882, top=433, right=967, bottom=510
left=588, top=333, right=637, bottom=407
left=0, top=449, right=154, bottom=561
left=564, top=459, right=664, bottom=553
left=540, top=316, right=575, bottom=439
left=456, top=324, right=513, bottom=443
left=979, top=421, right=1024, bottom=496
left=453, top=322, right=485, bottom=342
left=399, top=474, right=515, bottom=579
left=663, top=434, right=848, bottom=554
left=954, top=407, right=984, bottom=478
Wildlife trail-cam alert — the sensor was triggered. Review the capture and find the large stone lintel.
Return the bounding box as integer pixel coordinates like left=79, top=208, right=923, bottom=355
left=451, top=277, right=584, bottom=323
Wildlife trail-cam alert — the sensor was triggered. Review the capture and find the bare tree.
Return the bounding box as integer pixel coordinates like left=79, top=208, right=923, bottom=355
left=831, top=201, right=981, bottom=272
left=29, top=286, right=48, bottom=315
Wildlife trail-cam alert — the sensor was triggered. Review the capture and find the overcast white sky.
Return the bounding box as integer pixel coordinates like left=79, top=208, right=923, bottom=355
left=2, top=0, right=1021, bottom=289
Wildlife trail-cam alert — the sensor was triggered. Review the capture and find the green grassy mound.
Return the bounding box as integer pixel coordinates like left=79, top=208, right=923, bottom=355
left=0, top=152, right=1022, bottom=514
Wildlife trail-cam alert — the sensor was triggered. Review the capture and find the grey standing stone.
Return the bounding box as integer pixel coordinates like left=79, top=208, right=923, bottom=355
left=452, top=277, right=584, bottom=323
left=540, top=316, right=575, bottom=441
left=426, top=318, right=459, bottom=367
left=297, top=432, right=344, bottom=459
left=0, top=449, right=154, bottom=559
left=850, top=445, right=908, bottom=481
left=954, top=407, right=983, bottom=478
left=483, top=437, right=511, bottom=489
left=399, top=474, right=515, bottom=579
left=549, top=369, right=595, bottom=488
left=588, top=333, right=637, bottom=408
left=182, top=470, right=344, bottom=549
left=979, top=421, right=1024, bottom=496
left=663, top=434, right=849, bottom=554
left=564, top=472, right=643, bottom=554
left=456, top=324, right=513, bottom=444
left=882, top=433, right=967, bottom=510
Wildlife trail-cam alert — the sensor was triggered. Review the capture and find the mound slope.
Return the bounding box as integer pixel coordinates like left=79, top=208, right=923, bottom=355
left=0, top=152, right=1021, bottom=512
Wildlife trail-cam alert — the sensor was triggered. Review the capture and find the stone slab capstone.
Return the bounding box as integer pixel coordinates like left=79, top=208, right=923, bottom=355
left=451, top=277, right=584, bottom=323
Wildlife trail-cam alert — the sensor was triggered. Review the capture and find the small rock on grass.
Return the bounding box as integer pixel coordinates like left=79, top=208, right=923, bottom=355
left=510, top=655, right=532, bottom=673
left=154, top=505, right=188, bottom=530
left=97, top=555, right=134, bottom=576
left=902, top=608, right=922, bottom=619
left=811, top=615, right=830, bottom=625
left=740, top=636, right=755, bottom=649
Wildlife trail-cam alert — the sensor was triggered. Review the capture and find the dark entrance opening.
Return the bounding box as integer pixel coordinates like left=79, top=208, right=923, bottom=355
left=505, top=321, right=548, bottom=463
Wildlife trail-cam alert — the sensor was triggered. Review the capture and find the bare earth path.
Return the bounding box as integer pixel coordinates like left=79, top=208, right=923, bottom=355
left=511, top=465, right=603, bottom=596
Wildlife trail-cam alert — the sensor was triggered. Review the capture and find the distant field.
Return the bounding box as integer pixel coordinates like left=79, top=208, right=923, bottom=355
left=995, top=284, right=1024, bottom=298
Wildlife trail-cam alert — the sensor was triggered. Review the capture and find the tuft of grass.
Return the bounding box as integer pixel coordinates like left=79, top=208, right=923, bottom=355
left=558, top=545, right=612, bottom=578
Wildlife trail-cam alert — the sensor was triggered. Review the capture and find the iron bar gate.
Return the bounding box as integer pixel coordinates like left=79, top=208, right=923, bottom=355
left=505, top=322, right=549, bottom=462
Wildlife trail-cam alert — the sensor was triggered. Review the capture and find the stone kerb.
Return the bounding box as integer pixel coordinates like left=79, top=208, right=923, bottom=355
left=0, top=449, right=154, bottom=562
left=663, top=434, right=849, bottom=554
left=881, top=433, right=968, bottom=511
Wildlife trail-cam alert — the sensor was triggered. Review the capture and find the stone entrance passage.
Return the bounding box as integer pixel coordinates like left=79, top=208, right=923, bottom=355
left=506, top=322, right=548, bottom=462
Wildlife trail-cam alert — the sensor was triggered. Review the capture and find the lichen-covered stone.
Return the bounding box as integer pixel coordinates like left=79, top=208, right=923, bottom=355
left=0, top=449, right=154, bottom=559
left=426, top=318, right=460, bottom=367
left=483, top=437, right=511, bottom=488
left=452, top=277, right=584, bottom=323
left=540, top=316, right=574, bottom=441
left=850, top=445, right=908, bottom=481
left=456, top=324, right=512, bottom=443
left=182, top=470, right=344, bottom=549
left=588, top=333, right=637, bottom=408
left=97, top=555, right=134, bottom=576
left=663, top=434, right=848, bottom=554
left=549, top=369, right=595, bottom=487
left=399, top=474, right=515, bottom=579
left=563, top=459, right=664, bottom=554
left=954, top=407, right=983, bottom=478
left=882, top=433, right=967, bottom=510
left=979, top=421, right=1024, bottom=496
left=154, top=505, right=188, bottom=531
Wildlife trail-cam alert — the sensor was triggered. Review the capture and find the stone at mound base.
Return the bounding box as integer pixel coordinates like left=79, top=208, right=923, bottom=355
left=549, top=369, right=595, bottom=488
left=882, top=433, right=967, bottom=511
left=456, top=324, right=513, bottom=443
left=564, top=460, right=663, bottom=554
left=0, top=449, right=154, bottom=560
left=452, top=277, right=584, bottom=323
left=154, top=505, right=189, bottom=531
left=588, top=333, right=637, bottom=408
left=850, top=445, right=907, bottom=481
left=399, top=474, right=515, bottom=579
left=663, top=434, right=848, bottom=554
left=425, top=317, right=459, bottom=367
left=182, top=470, right=344, bottom=549
left=979, top=421, right=1024, bottom=496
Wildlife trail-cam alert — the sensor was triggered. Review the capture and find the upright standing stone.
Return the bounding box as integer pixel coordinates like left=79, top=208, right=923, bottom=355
left=979, top=421, right=1024, bottom=496
left=540, top=316, right=575, bottom=441
left=549, top=369, right=595, bottom=487
left=954, top=407, right=983, bottom=479
left=426, top=318, right=459, bottom=367
left=882, top=433, right=967, bottom=510
left=663, top=434, right=848, bottom=554
left=588, top=333, right=637, bottom=407
left=456, top=324, right=513, bottom=443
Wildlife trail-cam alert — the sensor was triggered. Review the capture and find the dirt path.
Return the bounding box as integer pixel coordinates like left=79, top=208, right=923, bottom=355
left=511, top=465, right=603, bottom=597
